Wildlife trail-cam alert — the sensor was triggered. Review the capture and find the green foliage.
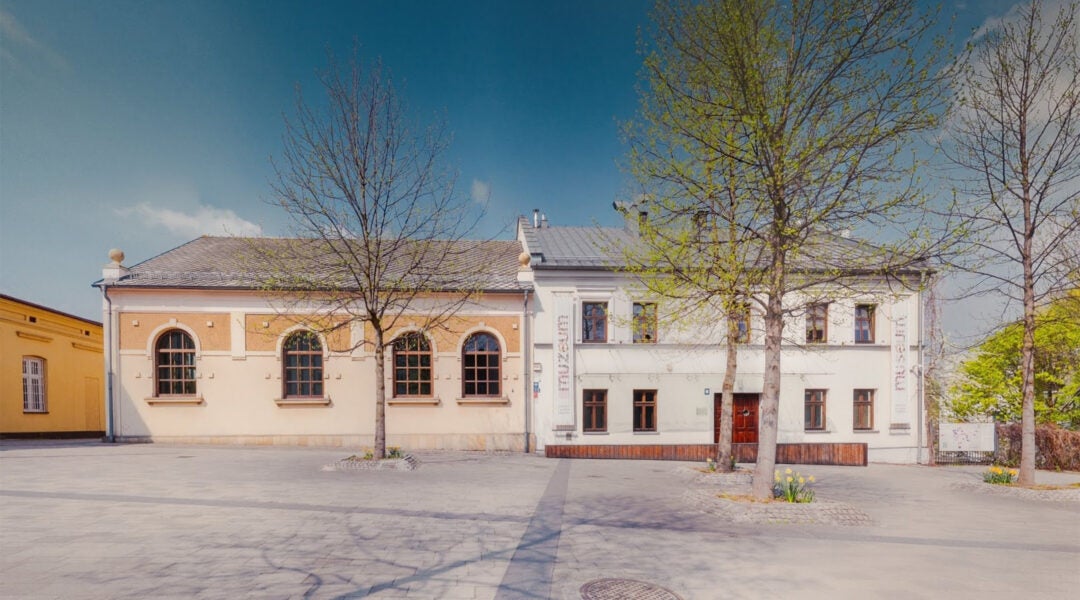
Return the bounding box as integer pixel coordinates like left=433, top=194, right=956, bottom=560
left=949, top=293, right=1080, bottom=428
left=386, top=446, right=404, bottom=459
left=982, top=465, right=1017, bottom=485
left=772, top=468, right=816, bottom=503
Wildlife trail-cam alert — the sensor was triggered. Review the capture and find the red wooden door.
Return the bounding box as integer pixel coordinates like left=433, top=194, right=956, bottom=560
left=715, top=393, right=760, bottom=444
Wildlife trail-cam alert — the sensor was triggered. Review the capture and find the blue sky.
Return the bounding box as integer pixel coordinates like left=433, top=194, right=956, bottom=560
left=0, top=0, right=1032, bottom=338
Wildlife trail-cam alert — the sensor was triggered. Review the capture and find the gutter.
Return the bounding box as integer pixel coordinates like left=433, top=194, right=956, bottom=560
left=522, top=288, right=533, bottom=453
left=99, top=283, right=115, bottom=443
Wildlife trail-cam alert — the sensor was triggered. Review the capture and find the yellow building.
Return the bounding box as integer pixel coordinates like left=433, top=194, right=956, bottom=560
left=0, top=294, right=104, bottom=437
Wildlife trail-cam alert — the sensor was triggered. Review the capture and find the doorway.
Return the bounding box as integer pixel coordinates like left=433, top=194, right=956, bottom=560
left=714, top=393, right=759, bottom=444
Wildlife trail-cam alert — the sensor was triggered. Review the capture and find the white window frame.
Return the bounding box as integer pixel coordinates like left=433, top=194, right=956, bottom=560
left=22, top=356, right=46, bottom=413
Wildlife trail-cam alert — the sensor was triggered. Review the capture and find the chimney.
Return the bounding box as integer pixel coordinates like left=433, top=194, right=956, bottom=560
left=637, top=210, right=648, bottom=231
left=539, top=213, right=548, bottom=229
left=533, top=208, right=540, bottom=228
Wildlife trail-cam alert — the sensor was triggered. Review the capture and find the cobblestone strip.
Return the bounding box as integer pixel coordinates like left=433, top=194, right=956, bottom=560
left=494, top=459, right=571, bottom=600
left=951, top=481, right=1080, bottom=502
left=682, top=467, right=874, bottom=526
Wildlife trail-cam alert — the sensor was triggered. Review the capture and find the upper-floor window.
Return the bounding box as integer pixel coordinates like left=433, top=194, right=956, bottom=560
left=22, top=357, right=46, bottom=413
left=583, top=389, right=607, bottom=433
left=632, top=302, right=657, bottom=343
left=854, top=304, right=876, bottom=343
left=283, top=331, right=323, bottom=398
left=582, top=302, right=607, bottom=343
left=156, top=329, right=196, bottom=396
left=732, top=303, right=752, bottom=343
left=806, top=303, right=828, bottom=343
left=853, top=389, right=874, bottom=430
left=805, top=389, right=827, bottom=431
left=393, top=332, right=432, bottom=397
left=463, top=332, right=500, bottom=397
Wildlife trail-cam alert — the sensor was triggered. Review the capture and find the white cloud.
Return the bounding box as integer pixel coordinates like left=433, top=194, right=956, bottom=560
left=118, top=202, right=262, bottom=238
left=0, top=9, right=68, bottom=71
left=471, top=179, right=491, bottom=204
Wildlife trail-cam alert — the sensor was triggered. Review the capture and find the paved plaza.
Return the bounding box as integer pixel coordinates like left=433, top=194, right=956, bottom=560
left=1, top=441, right=1078, bottom=599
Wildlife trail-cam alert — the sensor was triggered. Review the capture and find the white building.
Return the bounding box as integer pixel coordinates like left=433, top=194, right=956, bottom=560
left=517, top=214, right=928, bottom=464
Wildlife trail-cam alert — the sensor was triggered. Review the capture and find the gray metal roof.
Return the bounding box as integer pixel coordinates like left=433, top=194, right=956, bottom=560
left=519, top=216, right=929, bottom=274
left=98, top=236, right=529, bottom=292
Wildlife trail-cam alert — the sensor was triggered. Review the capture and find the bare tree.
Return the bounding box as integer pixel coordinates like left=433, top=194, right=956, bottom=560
left=628, top=0, right=948, bottom=498
left=944, top=0, right=1080, bottom=484
left=259, top=54, right=488, bottom=458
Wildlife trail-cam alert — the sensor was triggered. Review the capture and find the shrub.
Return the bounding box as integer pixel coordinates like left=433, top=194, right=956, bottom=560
left=773, top=468, right=815, bottom=503
left=994, top=423, right=1080, bottom=471
left=386, top=446, right=404, bottom=459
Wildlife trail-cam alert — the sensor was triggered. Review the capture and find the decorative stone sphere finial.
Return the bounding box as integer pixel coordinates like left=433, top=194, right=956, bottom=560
left=518, top=251, right=531, bottom=268
left=108, top=248, right=125, bottom=265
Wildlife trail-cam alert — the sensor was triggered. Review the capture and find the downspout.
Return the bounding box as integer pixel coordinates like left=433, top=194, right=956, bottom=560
left=523, top=288, right=532, bottom=453
left=916, top=272, right=926, bottom=464
left=100, top=283, right=115, bottom=443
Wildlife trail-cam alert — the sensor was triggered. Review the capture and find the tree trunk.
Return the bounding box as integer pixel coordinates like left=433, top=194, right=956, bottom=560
left=717, top=316, right=737, bottom=472
left=753, top=258, right=785, bottom=499
left=374, top=327, right=387, bottom=459
left=1019, top=195, right=1037, bottom=485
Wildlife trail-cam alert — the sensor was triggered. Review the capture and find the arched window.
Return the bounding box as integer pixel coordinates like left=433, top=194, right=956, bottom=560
left=283, top=331, right=323, bottom=398
left=463, top=332, right=500, bottom=397
left=156, top=329, right=196, bottom=396
left=393, top=332, right=432, bottom=397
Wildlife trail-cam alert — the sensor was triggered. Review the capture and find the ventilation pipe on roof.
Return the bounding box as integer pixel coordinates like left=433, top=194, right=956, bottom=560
left=533, top=208, right=540, bottom=228
left=638, top=210, right=648, bottom=231
left=539, top=213, right=548, bottom=229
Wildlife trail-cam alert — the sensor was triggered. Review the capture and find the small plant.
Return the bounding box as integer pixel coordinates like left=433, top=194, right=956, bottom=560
left=773, top=468, right=816, bottom=503
left=363, top=449, right=374, bottom=460
left=705, top=458, right=718, bottom=472
left=983, top=465, right=1017, bottom=485
left=386, top=446, right=404, bottom=459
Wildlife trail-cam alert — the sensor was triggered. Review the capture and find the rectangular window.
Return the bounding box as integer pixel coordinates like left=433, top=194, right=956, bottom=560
left=582, top=302, right=608, bottom=343
left=632, top=302, right=657, bottom=343
left=806, top=303, right=828, bottom=343
left=633, top=389, right=657, bottom=432
left=854, top=304, right=876, bottom=343
left=804, top=389, right=826, bottom=431
left=22, top=357, right=46, bottom=413
left=583, top=389, right=607, bottom=432
left=732, top=303, right=751, bottom=343
left=854, top=389, right=874, bottom=430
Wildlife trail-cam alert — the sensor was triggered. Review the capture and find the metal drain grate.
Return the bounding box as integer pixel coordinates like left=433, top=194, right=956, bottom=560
left=580, top=578, right=683, bottom=600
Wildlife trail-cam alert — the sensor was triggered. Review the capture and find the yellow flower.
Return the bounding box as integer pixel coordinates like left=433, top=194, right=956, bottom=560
left=785, top=468, right=793, bottom=475
left=798, top=477, right=805, bottom=485
left=808, top=475, right=815, bottom=483
left=775, top=474, right=781, bottom=482
left=786, top=476, right=793, bottom=483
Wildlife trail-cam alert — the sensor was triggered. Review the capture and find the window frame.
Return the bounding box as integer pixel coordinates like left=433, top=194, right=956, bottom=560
left=282, top=330, right=324, bottom=399
left=583, top=389, right=607, bottom=433
left=853, top=389, right=875, bottom=430
left=393, top=332, right=433, bottom=398
left=632, top=302, right=657, bottom=344
left=582, top=302, right=608, bottom=343
left=22, top=356, right=46, bottom=413
left=733, top=303, right=752, bottom=344
left=806, top=303, right=829, bottom=343
left=155, top=329, right=197, bottom=397
left=462, top=332, right=501, bottom=397
left=633, top=389, right=657, bottom=432
left=854, top=304, right=876, bottom=344
left=804, top=389, right=827, bottom=431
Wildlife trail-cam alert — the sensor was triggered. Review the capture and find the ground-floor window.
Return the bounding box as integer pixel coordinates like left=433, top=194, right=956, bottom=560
left=805, top=389, right=826, bottom=431
left=853, top=389, right=874, bottom=430
left=633, top=389, right=657, bottom=432
left=22, top=357, right=46, bottom=412
left=583, top=389, right=607, bottom=432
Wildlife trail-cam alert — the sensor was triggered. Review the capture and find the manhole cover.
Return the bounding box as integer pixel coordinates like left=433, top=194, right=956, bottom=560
left=580, top=578, right=683, bottom=600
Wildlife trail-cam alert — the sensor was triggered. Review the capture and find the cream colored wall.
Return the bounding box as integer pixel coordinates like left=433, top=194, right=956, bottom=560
left=110, top=289, right=527, bottom=450
left=0, top=297, right=104, bottom=434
